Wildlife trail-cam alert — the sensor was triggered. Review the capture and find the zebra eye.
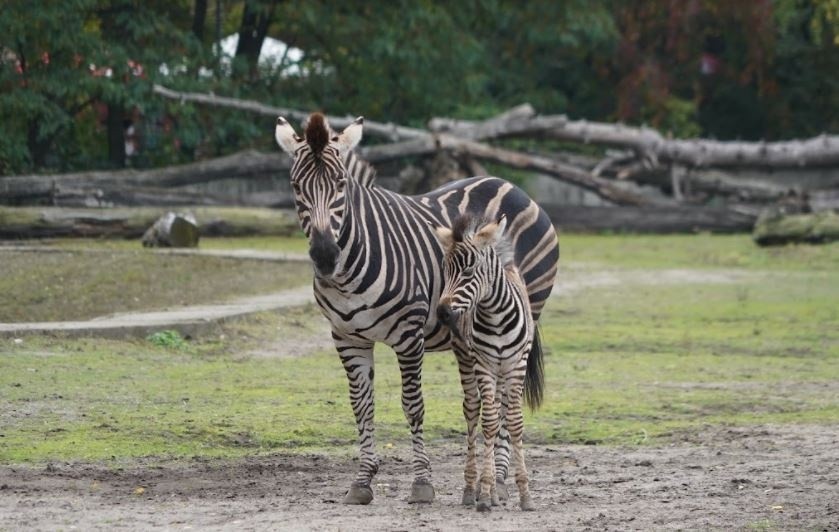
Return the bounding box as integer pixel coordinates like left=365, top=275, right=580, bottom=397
left=291, top=182, right=302, bottom=195
left=462, top=265, right=476, bottom=276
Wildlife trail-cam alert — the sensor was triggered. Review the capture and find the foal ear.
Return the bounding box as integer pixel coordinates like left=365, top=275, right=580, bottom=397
left=335, top=116, right=364, bottom=157
left=434, top=225, right=455, bottom=252
left=275, top=117, right=303, bottom=155
left=474, top=216, right=507, bottom=249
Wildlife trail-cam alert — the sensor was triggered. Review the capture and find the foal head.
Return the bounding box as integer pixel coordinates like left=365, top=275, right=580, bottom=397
left=434, top=214, right=510, bottom=339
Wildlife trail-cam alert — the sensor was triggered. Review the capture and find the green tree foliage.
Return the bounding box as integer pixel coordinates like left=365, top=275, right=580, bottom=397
left=0, top=0, right=200, bottom=174
left=0, top=0, right=836, bottom=175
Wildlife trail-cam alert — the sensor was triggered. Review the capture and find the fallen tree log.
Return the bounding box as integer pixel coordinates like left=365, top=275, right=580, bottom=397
left=542, top=204, right=757, bottom=233
left=0, top=150, right=288, bottom=205
left=429, top=109, right=839, bottom=169
left=753, top=210, right=839, bottom=246
left=47, top=186, right=237, bottom=208
left=154, top=85, right=839, bottom=169
left=361, top=134, right=665, bottom=206
left=0, top=206, right=300, bottom=239
left=153, top=84, right=426, bottom=141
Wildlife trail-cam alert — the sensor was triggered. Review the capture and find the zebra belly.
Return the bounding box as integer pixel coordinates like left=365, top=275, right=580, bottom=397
left=313, top=280, right=431, bottom=346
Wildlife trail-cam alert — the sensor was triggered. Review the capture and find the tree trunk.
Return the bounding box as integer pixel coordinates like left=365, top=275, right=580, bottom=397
left=430, top=110, right=839, bottom=168
left=106, top=102, right=126, bottom=168
left=0, top=206, right=300, bottom=239
left=0, top=150, right=288, bottom=205
left=543, top=204, right=757, bottom=233
left=235, top=0, right=278, bottom=79
left=192, top=0, right=208, bottom=41
left=753, top=211, right=839, bottom=246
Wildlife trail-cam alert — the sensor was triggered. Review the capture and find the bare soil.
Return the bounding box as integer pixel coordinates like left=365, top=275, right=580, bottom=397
left=1, top=424, right=837, bottom=531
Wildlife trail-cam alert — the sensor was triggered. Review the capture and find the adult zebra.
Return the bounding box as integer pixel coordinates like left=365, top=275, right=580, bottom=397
left=274, top=113, right=558, bottom=505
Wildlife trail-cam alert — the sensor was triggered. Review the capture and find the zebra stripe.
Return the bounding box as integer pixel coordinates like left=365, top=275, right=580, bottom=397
left=274, top=114, right=558, bottom=504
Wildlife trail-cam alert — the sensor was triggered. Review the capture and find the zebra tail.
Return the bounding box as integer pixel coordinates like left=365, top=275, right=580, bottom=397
left=524, top=324, right=545, bottom=411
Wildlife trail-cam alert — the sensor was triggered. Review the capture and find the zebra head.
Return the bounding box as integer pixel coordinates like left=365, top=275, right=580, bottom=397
left=275, top=113, right=363, bottom=277
left=434, top=214, right=508, bottom=340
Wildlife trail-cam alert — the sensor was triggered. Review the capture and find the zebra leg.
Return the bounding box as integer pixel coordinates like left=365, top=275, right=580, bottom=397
left=335, top=333, right=378, bottom=505
left=494, top=384, right=511, bottom=505
left=476, top=372, right=499, bottom=512
left=454, top=350, right=480, bottom=506
left=395, top=335, right=435, bottom=504
left=506, top=372, right=535, bottom=511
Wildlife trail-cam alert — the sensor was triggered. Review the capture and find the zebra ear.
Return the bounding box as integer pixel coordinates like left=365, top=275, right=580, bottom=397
left=275, top=117, right=303, bottom=155
left=434, top=226, right=455, bottom=251
left=474, top=216, right=507, bottom=249
left=335, top=117, right=364, bottom=157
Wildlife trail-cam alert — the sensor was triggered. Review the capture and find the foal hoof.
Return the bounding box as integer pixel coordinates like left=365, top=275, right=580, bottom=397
left=461, top=487, right=476, bottom=506
left=342, top=483, right=373, bottom=505
left=491, top=490, right=500, bottom=507
left=520, top=494, right=536, bottom=511
left=495, top=479, right=509, bottom=502
left=407, top=479, right=435, bottom=504
left=476, top=494, right=492, bottom=512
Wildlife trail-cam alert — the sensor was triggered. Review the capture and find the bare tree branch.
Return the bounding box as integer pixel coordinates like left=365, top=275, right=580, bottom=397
left=152, top=84, right=426, bottom=141
left=430, top=112, right=839, bottom=168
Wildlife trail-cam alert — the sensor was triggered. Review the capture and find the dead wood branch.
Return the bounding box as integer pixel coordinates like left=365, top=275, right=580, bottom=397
left=153, top=84, right=426, bottom=141
left=429, top=111, right=839, bottom=168
left=0, top=150, right=287, bottom=205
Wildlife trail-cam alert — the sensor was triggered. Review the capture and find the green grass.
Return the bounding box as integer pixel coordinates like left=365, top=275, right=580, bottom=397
left=47, top=235, right=310, bottom=255
left=46, top=233, right=839, bottom=271
left=560, top=233, right=839, bottom=271
left=1, top=233, right=838, bottom=463
left=0, top=250, right=311, bottom=322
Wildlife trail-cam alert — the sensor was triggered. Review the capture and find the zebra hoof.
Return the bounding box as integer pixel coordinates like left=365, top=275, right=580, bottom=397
left=495, top=479, right=509, bottom=502
left=407, top=479, right=435, bottom=504
left=342, top=483, right=373, bottom=505
left=461, top=487, right=476, bottom=506
left=520, top=494, right=536, bottom=511
left=476, top=494, right=492, bottom=512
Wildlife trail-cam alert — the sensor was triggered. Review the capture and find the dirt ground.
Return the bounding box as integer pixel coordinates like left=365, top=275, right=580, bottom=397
left=1, top=424, right=837, bottom=531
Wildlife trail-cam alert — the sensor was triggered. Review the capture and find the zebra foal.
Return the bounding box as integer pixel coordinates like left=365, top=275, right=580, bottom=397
left=435, top=214, right=539, bottom=512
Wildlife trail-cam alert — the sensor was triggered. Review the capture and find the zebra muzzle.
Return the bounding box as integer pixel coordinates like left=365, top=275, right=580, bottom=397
left=437, top=302, right=464, bottom=341
left=309, top=229, right=340, bottom=277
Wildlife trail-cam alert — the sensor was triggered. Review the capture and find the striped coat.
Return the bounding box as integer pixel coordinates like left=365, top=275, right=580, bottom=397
left=274, top=113, right=558, bottom=505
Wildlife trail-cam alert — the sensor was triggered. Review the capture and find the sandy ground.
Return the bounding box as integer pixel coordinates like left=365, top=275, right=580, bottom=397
left=1, top=424, right=837, bottom=531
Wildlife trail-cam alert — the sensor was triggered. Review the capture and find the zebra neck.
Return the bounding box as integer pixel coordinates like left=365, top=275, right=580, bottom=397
left=476, top=264, right=520, bottom=324
left=331, top=182, right=381, bottom=286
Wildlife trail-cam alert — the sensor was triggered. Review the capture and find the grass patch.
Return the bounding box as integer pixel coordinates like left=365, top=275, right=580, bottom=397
left=0, top=250, right=311, bottom=322
left=46, top=232, right=839, bottom=271
left=560, top=233, right=839, bottom=271
left=146, top=330, right=189, bottom=350
left=47, top=235, right=310, bottom=255
left=1, top=233, right=838, bottom=463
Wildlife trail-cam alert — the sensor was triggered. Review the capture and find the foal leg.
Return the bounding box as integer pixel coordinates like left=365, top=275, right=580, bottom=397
left=454, top=351, right=480, bottom=506
left=506, top=372, right=535, bottom=511
left=493, top=384, right=511, bottom=504
left=476, top=371, right=500, bottom=512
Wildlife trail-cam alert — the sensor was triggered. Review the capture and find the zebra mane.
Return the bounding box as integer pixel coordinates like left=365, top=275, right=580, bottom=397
left=449, top=213, right=515, bottom=268
left=304, top=113, right=330, bottom=156
left=345, top=150, right=377, bottom=187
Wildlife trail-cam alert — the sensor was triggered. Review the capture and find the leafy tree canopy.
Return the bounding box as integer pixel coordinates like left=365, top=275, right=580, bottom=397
left=1, top=0, right=836, bottom=175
